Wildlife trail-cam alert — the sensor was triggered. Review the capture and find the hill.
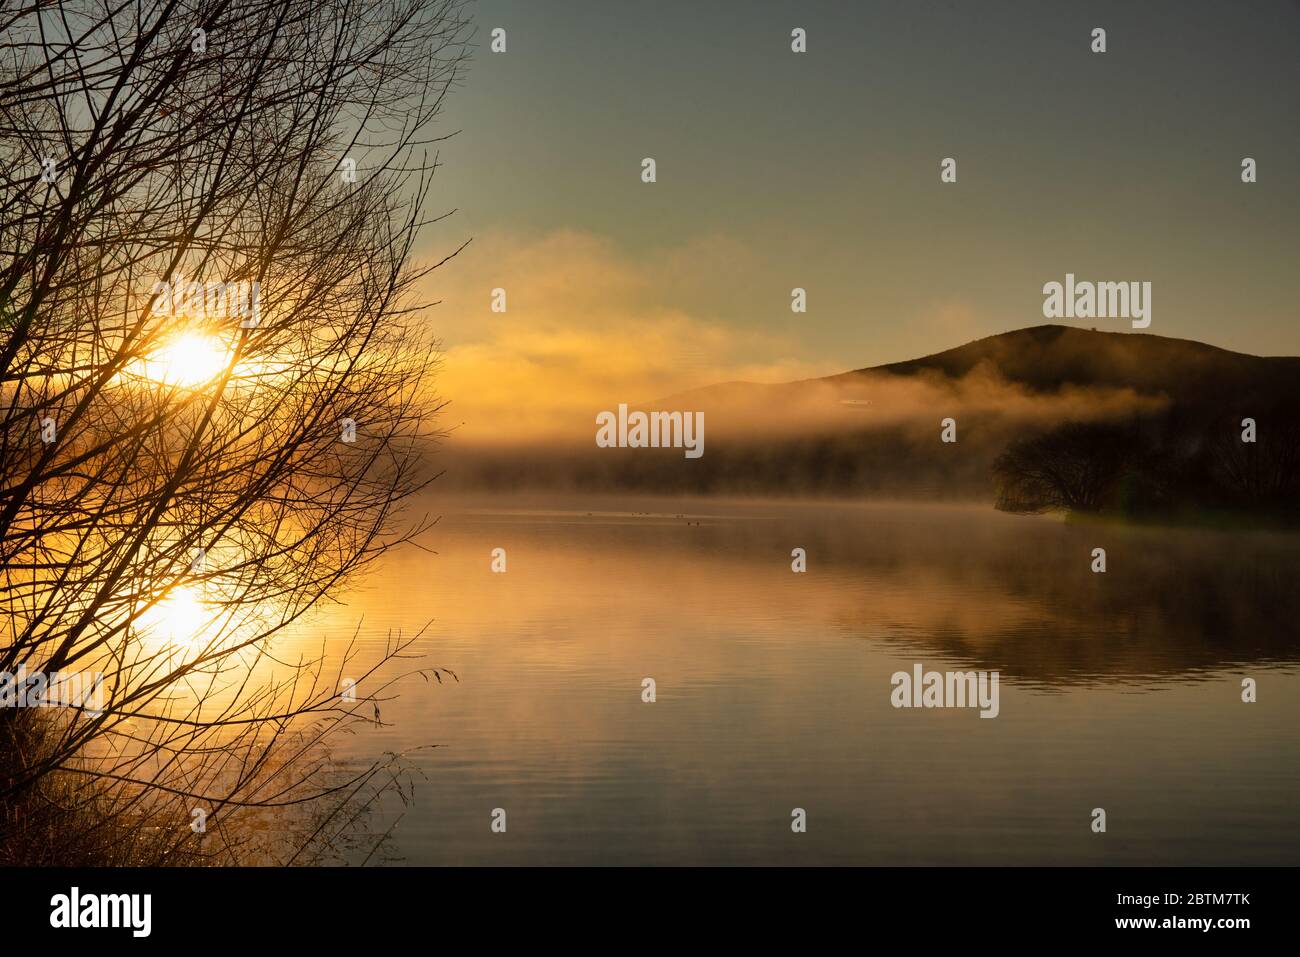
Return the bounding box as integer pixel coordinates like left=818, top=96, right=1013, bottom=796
left=663, top=325, right=1300, bottom=412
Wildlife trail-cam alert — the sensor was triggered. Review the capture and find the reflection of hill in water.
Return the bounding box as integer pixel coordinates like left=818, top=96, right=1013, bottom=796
left=416, top=496, right=1300, bottom=691
left=797, top=506, right=1300, bottom=688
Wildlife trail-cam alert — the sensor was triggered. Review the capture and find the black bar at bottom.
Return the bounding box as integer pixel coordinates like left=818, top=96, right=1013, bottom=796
left=1, top=866, right=1287, bottom=944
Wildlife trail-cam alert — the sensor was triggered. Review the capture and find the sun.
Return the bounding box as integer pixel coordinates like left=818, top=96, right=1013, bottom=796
left=135, top=332, right=230, bottom=387
left=139, top=585, right=208, bottom=647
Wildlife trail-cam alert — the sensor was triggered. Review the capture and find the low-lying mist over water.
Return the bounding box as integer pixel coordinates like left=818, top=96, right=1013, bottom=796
left=443, top=373, right=1163, bottom=499
left=441, top=327, right=1300, bottom=523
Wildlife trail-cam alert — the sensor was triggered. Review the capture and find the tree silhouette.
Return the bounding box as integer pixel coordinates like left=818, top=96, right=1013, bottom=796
left=1, top=0, right=470, bottom=862
left=992, top=421, right=1141, bottom=513
left=1208, top=411, right=1300, bottom=507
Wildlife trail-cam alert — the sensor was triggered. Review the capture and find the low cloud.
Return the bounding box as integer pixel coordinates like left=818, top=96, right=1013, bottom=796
left=422, top=229, right=831, bottom=444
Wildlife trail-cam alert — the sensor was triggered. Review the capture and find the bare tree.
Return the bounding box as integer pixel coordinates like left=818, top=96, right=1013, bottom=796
left=1208, top=411, right=1300, bottom=507
left=0, top=0, right=470, bottom=863
left=992, top=421, right=1140, bottom=514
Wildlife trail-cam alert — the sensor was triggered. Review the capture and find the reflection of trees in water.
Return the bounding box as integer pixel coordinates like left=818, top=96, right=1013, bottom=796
left=582, top=502, right=1300, bottom=687
left=1, top=0, right=469, bottom=863
left=784, top=511, right=1300, bottom=687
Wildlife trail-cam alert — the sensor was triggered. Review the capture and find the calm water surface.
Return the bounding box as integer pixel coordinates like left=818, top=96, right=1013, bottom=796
left=306, top=494, right=1300, bottom=865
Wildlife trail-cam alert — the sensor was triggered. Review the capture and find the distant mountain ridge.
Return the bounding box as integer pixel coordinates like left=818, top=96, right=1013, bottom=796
left=660, top=325, right=1300, bottom=410
left=841, top=325, right=1300, bottom=403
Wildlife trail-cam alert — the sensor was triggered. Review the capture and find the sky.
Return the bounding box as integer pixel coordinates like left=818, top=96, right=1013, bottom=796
left=412, top=0, right=1300, bottom=438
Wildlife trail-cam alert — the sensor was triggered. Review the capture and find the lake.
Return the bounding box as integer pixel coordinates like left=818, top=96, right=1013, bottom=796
left=308, top=494, right=1300, bottom=865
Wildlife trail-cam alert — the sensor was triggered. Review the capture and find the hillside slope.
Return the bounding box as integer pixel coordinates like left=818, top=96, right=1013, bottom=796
left=663, top=326, right=1300, bottom=410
